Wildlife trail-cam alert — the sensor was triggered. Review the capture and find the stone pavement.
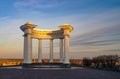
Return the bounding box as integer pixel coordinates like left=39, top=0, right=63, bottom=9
left=0, top=67, right=120, bottom=79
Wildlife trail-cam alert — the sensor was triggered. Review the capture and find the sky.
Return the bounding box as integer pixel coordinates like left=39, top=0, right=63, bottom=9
left=0, top=0, right=120, bottom=59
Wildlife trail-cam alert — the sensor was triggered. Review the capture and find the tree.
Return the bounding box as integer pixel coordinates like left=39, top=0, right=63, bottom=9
left=83, top=57, right=92, bottom=66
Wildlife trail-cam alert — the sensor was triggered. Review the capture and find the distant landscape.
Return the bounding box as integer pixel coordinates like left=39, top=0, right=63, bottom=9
left=0, top=54, right=120, bottom=71
left=0, top=59, right=83, bottom=67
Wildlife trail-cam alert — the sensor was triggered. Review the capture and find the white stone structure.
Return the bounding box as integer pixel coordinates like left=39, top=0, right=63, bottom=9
left=20, top=22, right=73, bottom=65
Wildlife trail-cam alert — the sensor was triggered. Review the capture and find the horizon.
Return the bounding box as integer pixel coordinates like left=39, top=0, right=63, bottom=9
left=0, top=0, right=120, bottom=58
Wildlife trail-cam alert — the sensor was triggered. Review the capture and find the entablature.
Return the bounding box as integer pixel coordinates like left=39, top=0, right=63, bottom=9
left=32, top=28, right=64, bottom=39
left=20, top=22, right=73, bottom=39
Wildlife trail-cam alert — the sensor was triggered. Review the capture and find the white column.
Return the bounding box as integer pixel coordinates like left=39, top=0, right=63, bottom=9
left=50, top=39, right=53, bottom=63
left=38, top=39, right=42, bottom=63
left=60, top=39, right=63, bottom=63
left=64, top=35, right=70, bottom=64
left=23, top=34, right=32, bottom=64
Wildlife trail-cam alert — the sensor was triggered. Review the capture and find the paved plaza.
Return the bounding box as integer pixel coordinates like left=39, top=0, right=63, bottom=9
left=0, top=67, right=120, bottom=79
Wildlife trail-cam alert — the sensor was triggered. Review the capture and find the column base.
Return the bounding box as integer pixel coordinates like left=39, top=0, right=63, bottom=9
left=61, top=63, right=71, bottom=68
left=22, top=63, right=71, bottom=68
left=22, top=63, right=43, bottom=68
left=38, top=61, right=42, bottom=63
left=49, top=60, right=53, bottom=63
left=63, top=60, right=70, bottom=64
left=22, top=63, right=33, bottom=68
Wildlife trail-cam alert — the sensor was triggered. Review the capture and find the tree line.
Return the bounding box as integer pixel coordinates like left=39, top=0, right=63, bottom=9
left=83, top=55, right=120, bottom=71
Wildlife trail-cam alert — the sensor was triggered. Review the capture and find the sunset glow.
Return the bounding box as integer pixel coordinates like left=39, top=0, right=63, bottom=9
left=0, top=0, right=120, bottom=59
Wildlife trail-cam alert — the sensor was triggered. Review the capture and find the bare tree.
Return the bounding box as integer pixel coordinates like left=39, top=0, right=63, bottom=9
left=83, top=57, right=92, bottom=66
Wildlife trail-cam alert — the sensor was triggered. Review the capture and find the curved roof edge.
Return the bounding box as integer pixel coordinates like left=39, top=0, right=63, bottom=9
left=59, top=24, right=73, bottom=32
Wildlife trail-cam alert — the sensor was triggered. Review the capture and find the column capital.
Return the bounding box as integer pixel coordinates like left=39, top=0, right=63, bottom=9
left=64, top=34, right=70, bottom=38
left=49, top=38, right=54, bottom=40
left=20, top=22, right=36, bottom=32
left=38, top=38, right=42, bottom=40
left=59, top=37, right=64, bottom=39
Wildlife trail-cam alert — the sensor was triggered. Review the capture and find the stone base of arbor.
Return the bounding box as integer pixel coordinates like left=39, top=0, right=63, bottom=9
left=22, top=63, right=71, bottom=68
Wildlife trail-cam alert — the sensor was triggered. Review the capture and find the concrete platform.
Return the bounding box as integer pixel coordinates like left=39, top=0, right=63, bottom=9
left=0, top=67, right=120, bottom=79
left=22, top=63, right=71, bottom=68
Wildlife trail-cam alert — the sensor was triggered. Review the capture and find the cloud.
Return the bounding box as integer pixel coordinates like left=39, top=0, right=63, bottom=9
left=102, top=49, right=120, bottom=52
left=14, top=0, right=92, bottom=9
left=0, top=17, right=24, bottom=58
left=14, top=0, right=67, bottom=8
left=71, top=24, right=120, bottom=47
left=13, top=0, right=71, bottom=19
left=0, top=16, right=10, bottom=21
left=70, top=7, right=120, bottom=39
left=0, top=17, right=24, bottom=48
left=13, top=0, right=97, bottom=20
left=13, top=0, right=120, bottom=32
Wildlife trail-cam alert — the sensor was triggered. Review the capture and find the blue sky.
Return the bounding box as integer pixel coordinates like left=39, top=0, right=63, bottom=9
left=0, top=0, right=120, bottom=58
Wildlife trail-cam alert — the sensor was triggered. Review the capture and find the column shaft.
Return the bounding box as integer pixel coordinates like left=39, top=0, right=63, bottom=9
left=38, top=39, right=42, bottom=63
left=64, top=35, right=70, bottom=64
left=23, top=34, right=32, bottom=64
left=50, top=39, right=53, bottom=63
left=60, top=39, right=63, bottom=63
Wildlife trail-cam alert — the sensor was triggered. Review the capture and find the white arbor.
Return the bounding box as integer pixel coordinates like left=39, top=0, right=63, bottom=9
left=20, top=22, right=73, bottom=66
